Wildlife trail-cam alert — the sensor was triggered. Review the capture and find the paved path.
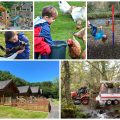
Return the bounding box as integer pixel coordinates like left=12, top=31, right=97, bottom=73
left=48, top=101, right=59, bottom=118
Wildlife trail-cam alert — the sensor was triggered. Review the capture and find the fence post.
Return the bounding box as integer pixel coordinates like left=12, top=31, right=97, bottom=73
left=112, top=5, right=114, bottom=47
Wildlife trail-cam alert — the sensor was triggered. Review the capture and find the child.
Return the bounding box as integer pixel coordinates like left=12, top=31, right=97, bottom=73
left=88, top=20, right=107, bottom=43
left=34, top=6, right=58, bottom=59
left=4, top=31, right=30, bottom=59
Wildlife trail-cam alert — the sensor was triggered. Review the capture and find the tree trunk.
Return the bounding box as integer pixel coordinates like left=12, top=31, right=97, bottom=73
left=63, top=61, right=71, bottom=105
left=101, top=61, right=108, bottom=80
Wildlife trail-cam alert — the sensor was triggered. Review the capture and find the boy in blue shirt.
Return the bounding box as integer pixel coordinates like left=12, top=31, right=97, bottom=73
left=88, top=20, right=107, bottom=43
left=34, top=6, right=58, bottom=59
left=4, top=31, right=30, bottom=59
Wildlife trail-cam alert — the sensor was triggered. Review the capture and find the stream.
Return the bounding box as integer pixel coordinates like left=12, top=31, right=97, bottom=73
left=89, top=18, right=120, bottom=26
left=79, top=99, right=120, bottom=118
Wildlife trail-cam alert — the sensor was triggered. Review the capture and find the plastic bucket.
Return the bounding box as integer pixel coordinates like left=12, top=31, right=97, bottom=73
left=49, top=40, right=67, bottom=59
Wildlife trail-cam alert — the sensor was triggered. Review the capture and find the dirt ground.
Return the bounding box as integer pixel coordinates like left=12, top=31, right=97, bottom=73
left=87, top=24, right=120, bottom=59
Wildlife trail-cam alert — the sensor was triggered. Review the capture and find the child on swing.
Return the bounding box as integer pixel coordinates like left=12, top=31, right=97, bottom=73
left=88, top=20, right=107, bottom=44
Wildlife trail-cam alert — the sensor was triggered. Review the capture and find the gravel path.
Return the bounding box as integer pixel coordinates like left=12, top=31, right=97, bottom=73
left=48, top=101, right=59, bottom=119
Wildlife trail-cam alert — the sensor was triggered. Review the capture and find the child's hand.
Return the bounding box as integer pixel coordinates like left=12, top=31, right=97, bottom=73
left=100, top=26, right=103, bottom=30
left=87, top=20, right=90, bottom=27
left=16, top=48, right=25, bottom=54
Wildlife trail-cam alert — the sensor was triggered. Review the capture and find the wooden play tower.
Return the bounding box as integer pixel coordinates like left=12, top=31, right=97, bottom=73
left=0, top=5, right=9, bottom=29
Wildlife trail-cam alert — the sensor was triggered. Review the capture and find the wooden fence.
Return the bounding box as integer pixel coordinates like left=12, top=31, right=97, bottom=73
left=16, top=98, right=51, bottom=112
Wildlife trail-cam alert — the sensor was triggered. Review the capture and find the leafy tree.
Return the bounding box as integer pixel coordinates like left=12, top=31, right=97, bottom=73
left=0, top=70, right=59, bottom=99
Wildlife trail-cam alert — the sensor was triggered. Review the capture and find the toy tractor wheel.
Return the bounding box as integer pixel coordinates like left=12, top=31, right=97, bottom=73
left=81, top=97, right=89, bottom=105
left=106, top=100, right=112, bottom=106
left=113, top=99, right=119, bottom=105
left=72, top=96, right=76, bottom=100
left=74, top=100, right=81, bottom=105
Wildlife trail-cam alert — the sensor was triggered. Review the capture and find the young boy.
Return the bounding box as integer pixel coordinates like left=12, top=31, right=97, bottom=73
left=88, top=20, right=107, bottom=43
left=4, top=31, right=30, bottom=59
left=34, top=6, right=58, bottom=59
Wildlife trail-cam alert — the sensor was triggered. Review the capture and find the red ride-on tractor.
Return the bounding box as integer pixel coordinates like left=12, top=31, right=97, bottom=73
left=71, top=87, right=89, bottom=105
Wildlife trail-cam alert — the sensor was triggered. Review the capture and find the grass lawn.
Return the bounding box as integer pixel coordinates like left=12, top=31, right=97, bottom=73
left=48, top=98, right=59, bottom=105
left=35, top=2, right=86, bottom=59
left=51, top=99, right=59, bottom=106
left=0, top=31, right=33, bottom=59
left=0, top=105, right=48, bottom=118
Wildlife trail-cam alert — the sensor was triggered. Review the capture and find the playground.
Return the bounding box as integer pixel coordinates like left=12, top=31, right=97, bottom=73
left=34, top=1, right=86, bottom=59
left=87, top=2, right=120, bottom=59
left=0, top=2, right=33, bottom=30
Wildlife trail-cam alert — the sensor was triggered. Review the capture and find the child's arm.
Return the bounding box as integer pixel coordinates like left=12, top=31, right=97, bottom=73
left=88, top=26, right=102, bottom=29
left=40, top=25, right=54, bottom=46
left=0, top=48, right=25, bottom=59
left=18, top=33, right=30, bottom=59
left=18, top=32, right=29, bottom=43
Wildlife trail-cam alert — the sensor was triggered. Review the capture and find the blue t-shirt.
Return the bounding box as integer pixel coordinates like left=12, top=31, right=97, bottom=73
left=94, top=30, right=104, bottom=41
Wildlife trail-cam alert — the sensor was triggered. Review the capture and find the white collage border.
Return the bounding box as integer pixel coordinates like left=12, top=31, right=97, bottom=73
left=0, top=0, right=120, bottom=120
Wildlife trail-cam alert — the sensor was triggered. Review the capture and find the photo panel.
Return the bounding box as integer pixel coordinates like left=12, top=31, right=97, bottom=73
left=87, top=2, right=120, bottom=59
left=0, top=31, right=33, bottom=60
left=61, top=61, right=120, bottom=118
left=34, top=1, right=86, bottom=59
left=0, top=1, right=33, bottom=30
left=0, top=61, right=60, bottom=118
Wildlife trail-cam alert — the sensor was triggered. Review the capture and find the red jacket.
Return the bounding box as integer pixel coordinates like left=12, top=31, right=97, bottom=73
left=34, top=27, right=51, bottom=55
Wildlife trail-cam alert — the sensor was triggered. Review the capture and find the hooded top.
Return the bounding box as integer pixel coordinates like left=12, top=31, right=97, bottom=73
left=5, top=32, right=30, bottom=59
left=94, top=30, right=104, bottom=41
left=34, top=16, right=54, bottom=46
left=90, top=23, right=104, bottom=41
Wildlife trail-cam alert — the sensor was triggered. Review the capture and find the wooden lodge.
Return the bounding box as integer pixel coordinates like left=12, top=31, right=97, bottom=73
left=17, top=86, right=32, bottom=98
left=30, top=86, right=42, bottom=97
left=0, top=80, right=19, bottom=105
left=0, top=80, right=43, bottom=106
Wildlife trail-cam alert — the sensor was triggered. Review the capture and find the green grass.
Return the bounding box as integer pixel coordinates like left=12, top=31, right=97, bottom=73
left=35, top=2, right=86, bottom=59
left=0, top=105, right=48, bottom=118
left=52, top=99, right=59, bottom=106
left=0, top=31, right=33, bottom=59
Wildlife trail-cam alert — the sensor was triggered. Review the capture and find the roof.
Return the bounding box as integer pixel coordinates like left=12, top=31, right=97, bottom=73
left=11, top=4, right=18, bottom=9
left=17, top=86, right=30, bottom=94
left=0, top=80, right=12, bottom=90
left=31, top=86, right=40, bottom=93
left=22, top=3, right=32, bottom=9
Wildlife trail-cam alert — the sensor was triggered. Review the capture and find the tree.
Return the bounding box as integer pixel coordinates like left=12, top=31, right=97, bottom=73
left=62, top=61, right=71, bottom=105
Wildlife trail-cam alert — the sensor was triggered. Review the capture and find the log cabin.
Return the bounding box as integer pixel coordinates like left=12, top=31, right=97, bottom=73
left=0, top=80, right=19, bottom=105
left=30, top=86, right=42, bottom=97
left=17, top=86, right=32, bottom=99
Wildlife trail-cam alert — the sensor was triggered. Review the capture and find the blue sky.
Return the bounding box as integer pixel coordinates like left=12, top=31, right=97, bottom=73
left=0, top=61, right=59, bottom=83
